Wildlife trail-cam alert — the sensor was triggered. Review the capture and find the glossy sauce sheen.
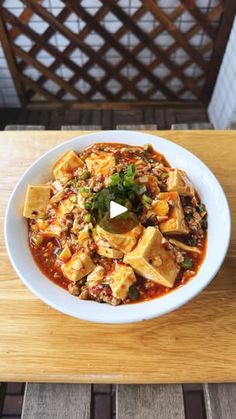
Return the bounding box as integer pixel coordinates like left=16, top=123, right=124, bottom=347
left=30, top=235, right=207, bottom=302
left=29, top=143, right=208, bottom=304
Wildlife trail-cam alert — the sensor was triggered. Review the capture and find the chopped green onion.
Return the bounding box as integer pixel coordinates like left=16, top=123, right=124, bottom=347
left=68, top=179, right=77, bottom=187
left=181, top=256, right=192, bottom=270
left=128, top=285, right=140, bottom=300
left=84, top=201, right=92, bottom=211
left=125, top=164, right=136, bottom=177
left=84, top=214, right=92, bottom=223
left=160, top=172, right=168, bottom=180
left=69, top=194, right=77, bottom=202
left=123, top=164, right=136, bottom=186
left=79, top=187, right=90, bottom=195
left=79, top=171, right=91, bottom=180
left=142, top=194, right=152, bottom=209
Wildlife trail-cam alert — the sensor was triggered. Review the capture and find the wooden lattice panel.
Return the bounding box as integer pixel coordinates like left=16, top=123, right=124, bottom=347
left=0, top=0, right=234, bottom=108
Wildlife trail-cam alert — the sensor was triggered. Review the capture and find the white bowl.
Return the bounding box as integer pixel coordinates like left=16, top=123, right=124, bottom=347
left=4, top=131, right=231, bottom=323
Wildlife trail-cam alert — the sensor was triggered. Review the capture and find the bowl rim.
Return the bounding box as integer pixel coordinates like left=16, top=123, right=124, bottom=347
left=4, top=130, right=231, bottom=323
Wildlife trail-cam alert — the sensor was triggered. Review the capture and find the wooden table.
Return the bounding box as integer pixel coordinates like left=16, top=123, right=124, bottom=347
left=0, top=130, right=235, bottom=384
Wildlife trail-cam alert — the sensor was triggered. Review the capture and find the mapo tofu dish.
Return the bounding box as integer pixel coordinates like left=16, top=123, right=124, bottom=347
left=23, top=143, right=207, bottom=306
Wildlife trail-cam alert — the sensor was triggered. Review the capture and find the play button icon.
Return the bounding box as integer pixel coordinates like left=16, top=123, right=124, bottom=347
left=110, top=201, right=128, bottom=219
left=98, top=199, right=139, bottom=234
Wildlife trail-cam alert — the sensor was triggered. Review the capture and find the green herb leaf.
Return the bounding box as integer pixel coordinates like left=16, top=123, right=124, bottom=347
left=109, top=173, right=121, bottom=186
left=128, top=285, right=140, bottom=300
left=181, top=256, right=192, bottom=270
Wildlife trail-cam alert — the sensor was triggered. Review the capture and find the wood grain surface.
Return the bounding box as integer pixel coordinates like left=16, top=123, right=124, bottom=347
left=0, top=130, right=235, bottom=383
left=116, top=384, right=185, bottom=419
left=22, top=383, right=91, bottom=419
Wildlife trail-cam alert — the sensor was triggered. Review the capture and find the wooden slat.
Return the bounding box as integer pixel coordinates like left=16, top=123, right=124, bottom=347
left=4, top=125, right=45, bottom=130
left=66, top=1, right=178, bottom=101
left=171, top=123, right=213, bottom=130
left=77, top=5, right=150, bottom=101
left=17, top=7, right=71, bottom=73
left=0, top=1, right=226, bottom=108
left=26, top=100, right=204, bottom=111
left=0, top=6, right=87, bottom=102
left=61, top=125, right=102, bottom=130
left=116, top=124, right=157, bottom=130
left=21, top=0, right=115, bottom=101
left=204, top=384, right=236, bottom=419
left=179, top=0, right=217, bottom=40
left=22, top=383, right=92, bottom=419
left=144, top=0, right=207, bottom=71
left=22, top=0, right=143, bottom=101
left=13, top=45, right=83, bottom=101
left=94, top=5, right=184, bottom=101
left=102, top=0, right=206, bottom=102
left=116, top=385, right=185, bottom=419
left=8, top=1, right=41, bottom=40
left=0, top=17, right=27, bottom=106
left=21, top=74, right=60, bottom=103
left=204, top=0, right=236, bottom=99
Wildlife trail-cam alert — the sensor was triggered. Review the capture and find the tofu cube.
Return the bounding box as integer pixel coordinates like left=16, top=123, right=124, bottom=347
left=93, top=230, right=124, bottom=259
left=59, top=245, right=72, bottom=262
left=158, top=192, right=189, bottom=235
left=53, top=150, right=83, bottom=184
left=23, top=184, right=51, bottom=219
left=86, top=266, right=105, bottom=289
left=57, top=197, right=76, bottom=218
left=152, top=199, right=169, bottom=216
left=96, top=246, right=124, bottom=259
left=97, top=224, right=143, bottom=254
left=43, top=220, right=62, bottom=238
left=124, top=227, right=179, bottom=288
left=167, top=169, right=194, bottom=197
left=62, top=252, right=95, bottom=282
left=107, top=264, right=136, bottom=300
left=85, top=151, right=115, bottom=176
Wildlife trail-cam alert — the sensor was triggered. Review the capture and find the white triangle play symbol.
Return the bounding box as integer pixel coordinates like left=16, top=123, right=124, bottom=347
left=110, top=201, right=128, bottom=219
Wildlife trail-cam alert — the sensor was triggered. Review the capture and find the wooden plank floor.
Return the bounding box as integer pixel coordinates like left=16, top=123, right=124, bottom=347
left=0, top=107, right=209, bottom=130
left=0, top=382, right=208, bottom=419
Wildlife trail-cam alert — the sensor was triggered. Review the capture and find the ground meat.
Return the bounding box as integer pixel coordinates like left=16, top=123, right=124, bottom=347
left=193, top=212, right=202, bottom=222
left=161, top=237, right=173, bottom=250
left=175, top=251, right=185, bottom=264
left=68, top=283, right=80, bottom=296
left=102, top=295, right=121, bottom=306
left=79, top=288, right=89, bottom=300
left=93, top=182, right=105, bottom=192
left=89, top=175, right=105, bottom=192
